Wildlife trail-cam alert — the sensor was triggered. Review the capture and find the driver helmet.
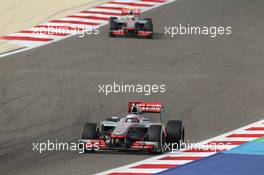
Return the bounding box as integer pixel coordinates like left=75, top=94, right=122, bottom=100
left=126, top=114, right=140, bottom=123
left=128, top=10, right=135, bottom=20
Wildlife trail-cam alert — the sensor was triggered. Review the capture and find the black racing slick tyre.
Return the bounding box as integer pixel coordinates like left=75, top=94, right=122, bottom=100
left=109, top=17, right=118, bottom=37
left=81, top=123, right=97, bottom=139
left=148, top=125, right=164, bottom=152
left=166, top=120, right=184, bottom=147
left=144, top=18, right=153, bottom=38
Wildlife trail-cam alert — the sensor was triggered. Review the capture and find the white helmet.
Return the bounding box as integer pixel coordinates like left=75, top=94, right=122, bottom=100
left=126, top=114, right=140, bottom=123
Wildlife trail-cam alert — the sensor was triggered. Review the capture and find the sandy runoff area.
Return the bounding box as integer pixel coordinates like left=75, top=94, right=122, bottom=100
left=0, top=0, right=110, bottom=53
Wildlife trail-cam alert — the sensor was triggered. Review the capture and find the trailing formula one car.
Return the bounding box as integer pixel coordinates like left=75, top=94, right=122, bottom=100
left=109, top=8, right=153, bottom=38
left=79, top=101, right=184, bottom=153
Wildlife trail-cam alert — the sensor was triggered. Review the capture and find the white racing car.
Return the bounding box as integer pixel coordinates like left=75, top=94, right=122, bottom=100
left=79, top=101, right=184, bottom=153
left=109, top=8, right=153, bottom=38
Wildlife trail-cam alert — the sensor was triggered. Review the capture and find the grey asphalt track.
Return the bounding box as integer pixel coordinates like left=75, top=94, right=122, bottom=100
left=0, top=0, right=264, bottom=174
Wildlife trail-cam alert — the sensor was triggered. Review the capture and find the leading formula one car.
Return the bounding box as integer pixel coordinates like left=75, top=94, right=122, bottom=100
left=109, top=8, right=153, bottom=38
left=79, top=101, right=184, bottom=153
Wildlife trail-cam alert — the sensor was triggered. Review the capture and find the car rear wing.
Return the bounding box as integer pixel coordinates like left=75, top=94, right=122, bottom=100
left=128, top=101, right=164, bottom=122
left=121, top=8, right=141, bottom=15
left=128, top=101, right=163, bottom=113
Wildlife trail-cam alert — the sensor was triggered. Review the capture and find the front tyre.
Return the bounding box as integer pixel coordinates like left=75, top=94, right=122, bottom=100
left=109, top=17, right=118, bottom=37
left=166, top=120, right=184, bottom=149
left=148, top=125, right=164, bottom=153
left=81, top=123, right=97, bottom=153
left=144, top=18, right=153, bottom=38
left=81, top=123, right=97, bottom=139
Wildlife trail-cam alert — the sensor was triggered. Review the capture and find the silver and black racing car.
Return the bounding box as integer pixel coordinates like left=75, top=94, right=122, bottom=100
left=79, top=101, right=184, bottom=153
left=109, top=8, right=153, bottom=38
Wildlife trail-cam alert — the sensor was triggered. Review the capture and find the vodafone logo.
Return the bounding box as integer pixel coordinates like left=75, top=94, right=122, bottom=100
left=138, top=103, right=162, bottom=112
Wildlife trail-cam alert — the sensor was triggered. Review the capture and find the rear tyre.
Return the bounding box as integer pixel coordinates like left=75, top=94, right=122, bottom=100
left=109, top=17, right=118, bottom=37
left=166, top=120, right=184, bottom=149
left=148, top=125, right=164, bottom=153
